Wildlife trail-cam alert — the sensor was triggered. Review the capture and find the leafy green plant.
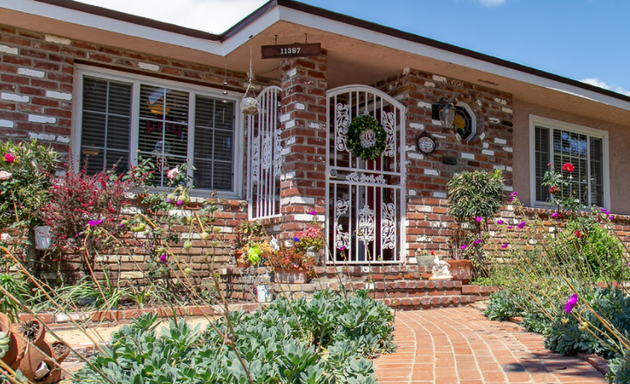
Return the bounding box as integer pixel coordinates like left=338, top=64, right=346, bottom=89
left=447, top=169, right=504, bottom=223
left=74, top=289, right=395, bottom=383
left=484, top=290, right=522, bottom=321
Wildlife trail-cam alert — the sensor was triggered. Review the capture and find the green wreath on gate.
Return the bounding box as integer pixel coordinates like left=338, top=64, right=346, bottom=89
left=346, top=115, right=387, bottom=160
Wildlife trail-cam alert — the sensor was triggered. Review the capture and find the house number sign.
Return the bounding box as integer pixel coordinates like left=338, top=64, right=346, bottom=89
left=261, top=43, right=321, bottom=59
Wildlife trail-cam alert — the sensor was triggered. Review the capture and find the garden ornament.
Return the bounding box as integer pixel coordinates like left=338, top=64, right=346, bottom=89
left=430, top=255, right=453, bottom=280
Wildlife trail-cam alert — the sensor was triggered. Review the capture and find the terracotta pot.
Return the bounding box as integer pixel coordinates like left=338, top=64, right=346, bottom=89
left=446, top=260, right=474, bottom=284
left=0, top=313, right=18, bottom=368
left=274, top=268, right=310, bottom=284
left=234, top=249, right=251, bottom=268
left=11, top=319, right=69, bottom=383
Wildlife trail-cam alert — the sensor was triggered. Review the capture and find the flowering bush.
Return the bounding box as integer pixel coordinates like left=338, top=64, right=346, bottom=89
left=0, top=139, right=58, bottom=243
left=293, top=227, right=325, bottom=253
left=262, top=240, right=316, bottom=271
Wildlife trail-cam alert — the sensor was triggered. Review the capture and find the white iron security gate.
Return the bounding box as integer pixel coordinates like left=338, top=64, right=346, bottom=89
left=247, top=86, right=283, bottom=219
left=326, top=85, right=406, bottom=264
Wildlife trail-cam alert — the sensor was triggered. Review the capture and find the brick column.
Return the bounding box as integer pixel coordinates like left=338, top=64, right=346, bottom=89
left=278, top=51, right=328, bottom=239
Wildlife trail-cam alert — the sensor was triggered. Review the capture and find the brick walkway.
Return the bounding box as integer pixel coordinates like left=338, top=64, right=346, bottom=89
left=372, top=307, right=608, bottom=384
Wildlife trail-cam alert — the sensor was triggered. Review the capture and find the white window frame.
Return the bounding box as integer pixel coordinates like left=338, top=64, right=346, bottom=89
left=528, top=115, right=610, bottom=209
left=72, top=65, right=244, bottom=199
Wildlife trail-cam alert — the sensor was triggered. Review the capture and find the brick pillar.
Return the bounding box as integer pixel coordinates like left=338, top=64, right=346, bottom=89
left=278, top=52, right=328, bottom=239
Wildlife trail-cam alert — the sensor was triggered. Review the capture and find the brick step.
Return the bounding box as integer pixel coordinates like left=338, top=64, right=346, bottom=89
left=379, top=294, right=478, bottom=310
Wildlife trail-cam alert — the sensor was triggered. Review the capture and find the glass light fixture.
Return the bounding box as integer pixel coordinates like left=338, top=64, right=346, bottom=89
left=438, top=97, right=456, bottom=130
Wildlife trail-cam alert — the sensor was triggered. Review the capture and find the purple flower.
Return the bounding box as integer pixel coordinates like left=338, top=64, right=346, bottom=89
left=535, top=284, right=538, bottom=288
left=159, top=254, right=167, bottom=263
left=608, top=215, right=614, bottom=220
left=176, top=200, right=184, bottom=206
left=309, top=210, right=316, bottom=215
left=497, top=219, right=504, bottom=224
left=166, top=198, right=172, bottom=203
left=601, top=208, right=609, bottom=214
left=510, top=191, right=518, bottom=197
left=627, top=260, right=630, bottom=267
left=118, top=223, right=124, bottom=228
left=339, top=246, right=346, bottom=251
left=564, top=293, right=578, bottom=313
left=88, top=220, right=103, bottom=226
left=501, top=243, right=508, bottom=249
left=507, top=226, right=513, bottom=229
left=474, top=239, right=482, bottom=245
left=292, top=236, right=300, bottom=242
left=460, top=244, right=467, bottom=250
left=551, top=212, right=559, bottom=218
left=475, top=217, right=483, bottom=222
left=517, top=221, right=527, bottom=229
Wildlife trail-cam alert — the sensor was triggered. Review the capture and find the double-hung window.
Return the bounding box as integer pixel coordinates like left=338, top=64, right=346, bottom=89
left=531, top=115, right=608, bottom=208
left=75, top=67, right=241, bottom=196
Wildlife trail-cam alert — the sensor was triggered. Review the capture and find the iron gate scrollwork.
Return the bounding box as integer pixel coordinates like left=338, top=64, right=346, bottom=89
left=326, top=85, right=406, bottom=264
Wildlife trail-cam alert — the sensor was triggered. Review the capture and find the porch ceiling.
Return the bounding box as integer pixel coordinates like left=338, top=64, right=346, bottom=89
left=3, top=5, right=630, bottom=128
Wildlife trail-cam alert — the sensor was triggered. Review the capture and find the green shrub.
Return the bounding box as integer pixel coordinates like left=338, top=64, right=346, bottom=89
left=74, top=289, right=394, bottom=383
left=484, top=290, right=522, bottom=322
left=447, top=170, right=504, bottom=223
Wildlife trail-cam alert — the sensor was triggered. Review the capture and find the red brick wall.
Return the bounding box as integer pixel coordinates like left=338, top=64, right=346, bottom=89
left=376, top=68, right=515, bottom=260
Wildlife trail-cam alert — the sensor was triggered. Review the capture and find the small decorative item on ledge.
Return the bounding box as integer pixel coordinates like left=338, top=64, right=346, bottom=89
left=274, top=268, right=310, bottom=284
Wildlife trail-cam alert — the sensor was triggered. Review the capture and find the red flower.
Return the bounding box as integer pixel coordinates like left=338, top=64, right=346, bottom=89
left=575, top=230, right=583, bottom=238
left=562, top=162, right=575, bottom=173
left=4, top=153, right=15, bottom=163
left=549, top=186, right=560, bottom=194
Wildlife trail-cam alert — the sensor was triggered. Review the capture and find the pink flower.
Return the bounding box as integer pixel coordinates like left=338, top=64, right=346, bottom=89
left=474, top=239, right=482, bottom=245
left=88, top=219, right=103, bottom=226
left=0, top=171, right=11, bottom=180
left=475, top=217, right=483, bottom=222
left=575, top=230, right=583, bottom=239
left=460, top=244, right=467, bottom=250
left=507, top=226, right=513, bottom=229
left=496, top=219, right=504, bottom=224
left=176, top=200, right=184, bottom=206
left=551, top=212, right=559, bottom=218
left=517, top=221, right=527, bottom=229
left=167, top=167, right=180, bottom=179
left=564, top=293, right=578, bottom=313
left=4, top=153, right=15, bottom=163
left=608, top=215, right=614, bottom=220
left=309, top=210, right=316, bottom=215
left=339, top=246, right=346, bottom=251
left=501, top=243, right=508, bottom=249
left=510, top=191, right=518, bottom=197
left=159, top=254, right=167, bottom=263
left=562, top=163, right=575, bottom=173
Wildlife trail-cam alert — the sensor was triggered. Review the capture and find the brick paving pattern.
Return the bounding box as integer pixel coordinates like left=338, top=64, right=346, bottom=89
left=373, top=307, right=608, bottom=384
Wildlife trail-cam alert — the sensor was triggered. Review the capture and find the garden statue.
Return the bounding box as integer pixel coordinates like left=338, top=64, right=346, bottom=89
left=430, top=255, right=453, bottom=280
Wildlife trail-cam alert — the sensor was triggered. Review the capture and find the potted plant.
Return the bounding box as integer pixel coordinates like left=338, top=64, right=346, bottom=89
left=232, top=220, right=267, bottom=267
left=292, top=227, right=325, bottom=265
left=262, top=239, right=316, bottom=284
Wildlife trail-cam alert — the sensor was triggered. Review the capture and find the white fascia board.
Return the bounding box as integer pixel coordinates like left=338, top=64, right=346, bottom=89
left=222, top=8, right=282, bottom=54
left=4, top=0, right=224, bottom=55
left=273, top=6, right=630, bottom=112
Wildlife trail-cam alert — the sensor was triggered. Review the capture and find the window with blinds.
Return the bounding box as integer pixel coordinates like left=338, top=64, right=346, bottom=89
left=78, top=71, right=237, bottom=193
left=535, top=126, right=604, bottom=207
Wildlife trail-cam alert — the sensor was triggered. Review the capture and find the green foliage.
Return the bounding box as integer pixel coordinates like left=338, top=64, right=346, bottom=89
left=609, top=351, right=630, bottom=384
left=0, top=273, right=30, bottom=321
left=74, top=290, right=394, bottom=383
left=484, top=290, right=522, bottom=321
left=447, top=170, right=504, bottom=223
left=0, top=139, right=59, bottom=233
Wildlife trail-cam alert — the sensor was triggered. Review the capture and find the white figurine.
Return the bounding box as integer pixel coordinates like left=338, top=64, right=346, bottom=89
left=430, top=255, right=453, bottom=280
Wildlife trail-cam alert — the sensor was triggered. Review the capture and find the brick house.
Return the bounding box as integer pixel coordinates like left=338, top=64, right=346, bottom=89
left=2, top=0, right=630, bottom=302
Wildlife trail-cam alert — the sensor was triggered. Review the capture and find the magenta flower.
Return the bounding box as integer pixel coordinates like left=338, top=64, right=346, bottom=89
left=460, top=244, right=467, bottom=250
left=608, top=215, right=614, bottom=220
left=627, top=260, right=630, bottom=267
left=601, top=208, right=609, bottom=214
left=176, top=200, right=184, bottom=206
left=309, top=210, right=316, bottom=215
left=501, top=243, right=508, bottom=249
left=564, top=293, right=578, bottom=313
left=474, top=239, right=481, bottom=245
left=510, top=191, right=518, bottom=197
left=4, top=153, right=15, bottom=163
left=475, top=217, right=483, bottom=222
left=339, top=246, right=346, bottom=251
left=507, top=226, right=513, bottom=229
left=517, top=221, right=527, bottom=229
left=159, top=254, right=167, bottom=263
left=88, top=219, right=103, bottom=226
left=551, top=212, right=559, bottom=218
left=496, top=219, right=504, bottom=224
